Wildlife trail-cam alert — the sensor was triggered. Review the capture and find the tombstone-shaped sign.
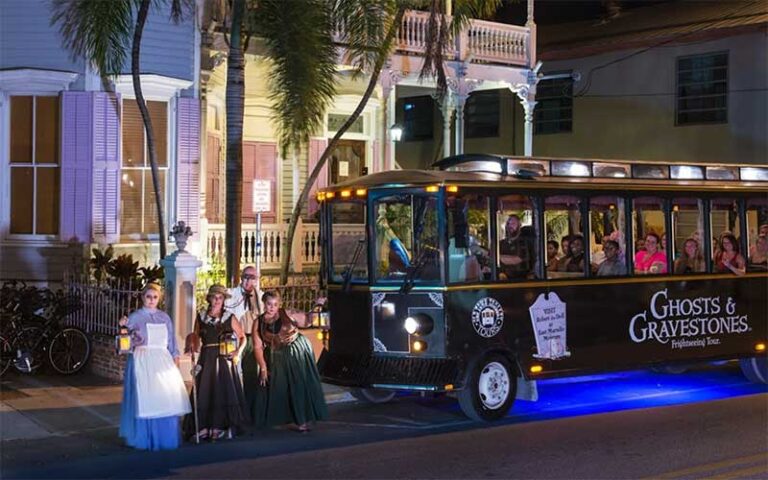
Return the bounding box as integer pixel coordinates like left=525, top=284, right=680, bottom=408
left=528, top=292, right=571, bottom=360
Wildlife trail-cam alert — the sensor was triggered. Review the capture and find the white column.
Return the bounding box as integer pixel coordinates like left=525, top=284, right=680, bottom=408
left=454, top=94, right=467, bottom=155
left=386, top=86, right=397, bottom=170
left=439, top=93, right=455, bottom=158
left=512, top=84, right=537, bottom=157
left=160, top=248, right=203, bottom=343
left=523, top=99, right=536, bottom=156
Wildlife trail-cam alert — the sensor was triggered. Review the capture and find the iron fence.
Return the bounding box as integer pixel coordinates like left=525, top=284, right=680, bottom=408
left=62, top=276, right=145, bottom=336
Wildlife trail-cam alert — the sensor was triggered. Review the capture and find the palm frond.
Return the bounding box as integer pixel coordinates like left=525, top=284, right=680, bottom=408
left=418, top=0, right=502, bottom=94
left=257, top=0, right=338, bottom=151
left=166, top=0, right=195, bottom=23
left=331, top=0, right=398, bottom=72
left=50, top=0, right=135, bottom=76
left=450, top=0, right=502, bottom=34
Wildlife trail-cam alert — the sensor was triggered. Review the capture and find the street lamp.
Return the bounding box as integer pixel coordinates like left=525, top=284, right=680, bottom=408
left=389, top=124, right=404, bottom=142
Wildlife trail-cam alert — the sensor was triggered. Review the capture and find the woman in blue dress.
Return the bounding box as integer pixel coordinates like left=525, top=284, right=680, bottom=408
left=119, top=283, right=191, bottom=451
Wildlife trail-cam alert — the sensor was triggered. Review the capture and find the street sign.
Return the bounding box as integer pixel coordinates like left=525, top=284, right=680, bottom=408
left=252, top=180, right=271, bottom=212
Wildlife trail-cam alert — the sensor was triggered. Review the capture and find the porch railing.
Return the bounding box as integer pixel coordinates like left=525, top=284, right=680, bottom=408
left=337, top=10, right=531, bottom=67
left=205, top=223, right=365, bottom=271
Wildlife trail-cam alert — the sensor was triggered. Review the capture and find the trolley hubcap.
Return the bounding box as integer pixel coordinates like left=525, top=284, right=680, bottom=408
left=478, top=362, right=510, bottom=410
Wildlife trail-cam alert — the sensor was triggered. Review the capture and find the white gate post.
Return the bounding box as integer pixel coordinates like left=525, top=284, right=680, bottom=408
left=160, top=243, right=203, bottom=343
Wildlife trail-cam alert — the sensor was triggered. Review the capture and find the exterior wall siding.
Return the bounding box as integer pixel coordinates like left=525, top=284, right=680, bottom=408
left=533, top=32, right=767, bottom=164
left=121, top=4, right=197, bottom=81
left=0, top=0, right=84, bottom=73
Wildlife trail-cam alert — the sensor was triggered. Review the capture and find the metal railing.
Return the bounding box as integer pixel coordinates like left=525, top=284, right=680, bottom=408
left=62, top=276, right=144, bottom=336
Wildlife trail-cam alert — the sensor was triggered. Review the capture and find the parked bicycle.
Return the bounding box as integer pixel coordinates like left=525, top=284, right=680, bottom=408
left=0, top=282, right=91, bottom=376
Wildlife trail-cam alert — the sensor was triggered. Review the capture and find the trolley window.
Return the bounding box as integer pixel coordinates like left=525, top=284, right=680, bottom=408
left=671, top=198, right=706, bottom=274
left=497, top=194, right=537, bottom=280
left=590, top=196, right=627, bottom=277
left=373, top=193, right=440, bottom=283
left=329, top=201, right=368, bottom=283
left=447, top=193, right=491, bottom=283
left=746, top=197, right=768, bottom=272
left=546, top=195, right=585, bottom=278
left=632, top=196, right=667, bottom=275
left=711, top=198, right=745, bottom=275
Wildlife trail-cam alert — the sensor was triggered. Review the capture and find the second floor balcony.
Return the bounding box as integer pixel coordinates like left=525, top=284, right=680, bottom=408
left=336, top=9, right=533, bottom=69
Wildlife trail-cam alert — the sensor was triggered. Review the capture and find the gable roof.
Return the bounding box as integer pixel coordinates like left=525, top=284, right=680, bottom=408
left=539, top=0, right=767, bottom=60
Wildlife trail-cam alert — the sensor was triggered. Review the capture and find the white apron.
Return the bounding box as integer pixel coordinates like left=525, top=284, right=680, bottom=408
left=133, top=323, right=191, bottom=419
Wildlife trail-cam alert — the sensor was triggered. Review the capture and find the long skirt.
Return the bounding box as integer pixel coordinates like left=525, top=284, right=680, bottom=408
left=248, top=333, right=328, bottom=428
left=182, top=346, right=249, bottom=437
left=119, top=355, right=181, bottom=451
left=241, top=335, right=259, bottom=413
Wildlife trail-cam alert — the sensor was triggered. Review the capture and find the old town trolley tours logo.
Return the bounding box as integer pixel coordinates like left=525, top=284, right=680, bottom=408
left=472, top=297, right=504, bottom=338
left=629, top=288, right=751, bottom=349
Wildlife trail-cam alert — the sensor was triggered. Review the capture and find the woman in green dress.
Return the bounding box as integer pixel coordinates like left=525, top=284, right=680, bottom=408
left=245, top=290, right=327, bottom=431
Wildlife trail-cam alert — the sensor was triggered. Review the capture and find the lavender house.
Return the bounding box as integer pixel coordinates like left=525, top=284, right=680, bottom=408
left=0, top=0, right=201, bottom=283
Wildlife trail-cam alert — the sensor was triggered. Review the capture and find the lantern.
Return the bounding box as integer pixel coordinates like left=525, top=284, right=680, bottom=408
left=219, top=332, right=239, bottom=357
left=307, top=304, right=330, bottom=330
left=115, top=326, right=132, bottom=355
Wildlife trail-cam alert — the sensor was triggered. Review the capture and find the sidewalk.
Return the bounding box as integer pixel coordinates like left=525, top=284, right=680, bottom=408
left=0, top=331, right=352, bottom=444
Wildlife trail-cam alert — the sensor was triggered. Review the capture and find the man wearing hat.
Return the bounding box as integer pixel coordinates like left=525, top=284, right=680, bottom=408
left=226, top=266, right=264, bottom=374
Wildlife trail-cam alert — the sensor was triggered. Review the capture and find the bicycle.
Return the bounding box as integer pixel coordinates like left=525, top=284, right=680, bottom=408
left=1, top=286, right=91, bottom=375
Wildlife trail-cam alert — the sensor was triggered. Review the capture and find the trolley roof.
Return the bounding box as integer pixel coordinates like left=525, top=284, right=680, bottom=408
left=325, top=154, right=768, bottom=194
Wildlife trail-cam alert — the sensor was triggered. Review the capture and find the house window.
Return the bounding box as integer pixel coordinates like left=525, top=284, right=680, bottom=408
left=534, top=74, right=573, bottom=135
left=121, top=100, right=168, bottom=236
left=465, top=90, right=499, bottom=138
left=676, top=52, right=727, bottom=125
left=399, top=96, right=434, bottom=141
left=9, top=96, right=60, bottom=235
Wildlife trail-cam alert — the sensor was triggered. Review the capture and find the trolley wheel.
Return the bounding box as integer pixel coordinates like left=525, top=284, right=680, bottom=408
left=350, top=388, right=396, bottom=404
left=0, top=335, right=12, bottom=376
left=739, top=356, right=768, bottom=384
left=458, top=354, right=516, bottom=422
left=48, top=328, right=91, bottom=375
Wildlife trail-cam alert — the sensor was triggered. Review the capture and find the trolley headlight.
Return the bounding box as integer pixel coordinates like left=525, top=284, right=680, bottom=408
left=403, top=313, right=434, bottom=336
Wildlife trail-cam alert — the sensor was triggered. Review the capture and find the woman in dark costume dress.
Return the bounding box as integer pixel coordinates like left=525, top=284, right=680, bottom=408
left=183, top=285, right=249, bottom=441
left=247, top=290, right=327, bottom=432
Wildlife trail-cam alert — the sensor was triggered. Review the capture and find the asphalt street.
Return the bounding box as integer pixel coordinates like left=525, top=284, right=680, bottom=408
left=1, top=363, right=766, bottom=479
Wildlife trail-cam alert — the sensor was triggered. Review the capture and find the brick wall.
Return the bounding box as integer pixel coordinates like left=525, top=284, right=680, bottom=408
left=88, top=333, right=127, bottom=381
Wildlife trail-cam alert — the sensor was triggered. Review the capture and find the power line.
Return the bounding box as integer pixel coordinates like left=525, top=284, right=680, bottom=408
left=573, top=1, right=762, bottom=97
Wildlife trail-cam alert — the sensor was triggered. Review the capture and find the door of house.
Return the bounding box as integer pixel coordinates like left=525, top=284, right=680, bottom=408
left=329, top=139, right=366, bottom=185
left=242, top=141, right=278, bottom=224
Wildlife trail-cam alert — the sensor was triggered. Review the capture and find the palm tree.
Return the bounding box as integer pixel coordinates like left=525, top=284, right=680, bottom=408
left=223, top=0, right=247, bottom=286
left=210, top=0, right=339, bottom=284
left=51, top=0, right=193, bottom=260
left=277, top=0, right=502, bottom=282
left=207, top=0, right=501, bottom=283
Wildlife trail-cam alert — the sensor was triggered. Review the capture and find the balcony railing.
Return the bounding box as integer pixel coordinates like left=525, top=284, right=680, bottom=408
left=337, top=10, right=531, bottom=68
left=205, top=222, right=365, bottom=272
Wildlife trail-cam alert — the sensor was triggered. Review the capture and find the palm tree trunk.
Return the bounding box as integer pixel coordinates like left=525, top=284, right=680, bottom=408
left=132, top=0, right=167, bottom=260
left=225, top=0, right=246, bottom=285
left=279, top=8, right=406, bottom=283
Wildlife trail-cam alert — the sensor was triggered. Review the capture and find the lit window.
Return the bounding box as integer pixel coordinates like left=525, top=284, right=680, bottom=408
left=121, top=100, right=168, bottom=236
left=9, top=96, right=60, bottom=235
